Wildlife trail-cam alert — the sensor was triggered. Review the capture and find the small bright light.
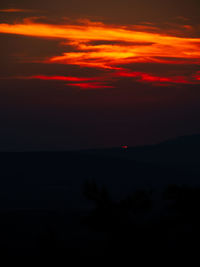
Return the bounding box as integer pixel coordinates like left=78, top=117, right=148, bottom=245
left=121, top=145, right=128, bottom=149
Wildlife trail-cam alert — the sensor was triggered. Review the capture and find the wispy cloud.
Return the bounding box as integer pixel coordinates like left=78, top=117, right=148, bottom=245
left=2, top=75, right=113, bottom=90
left=0, top=18, right=200, bottom=88
left=0, top=9, right=35, bottom=13
left=115, top=70, right=200, bottom=85
left=68, top=82, right=114, bottom=89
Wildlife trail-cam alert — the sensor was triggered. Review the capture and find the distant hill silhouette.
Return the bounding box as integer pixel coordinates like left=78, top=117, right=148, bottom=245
left=83, top=134, right=200, bottom=163
left=0, top=133, right=199, bottom=263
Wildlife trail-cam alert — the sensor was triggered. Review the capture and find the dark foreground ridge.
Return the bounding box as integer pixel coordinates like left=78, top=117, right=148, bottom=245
left=0, top=134, right=200, bottom=263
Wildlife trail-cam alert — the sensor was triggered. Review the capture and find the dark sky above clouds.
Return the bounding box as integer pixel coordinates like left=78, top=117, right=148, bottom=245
left=0, top=0, right=200, bottom=150
left=1, top=0, right=200, bottom=24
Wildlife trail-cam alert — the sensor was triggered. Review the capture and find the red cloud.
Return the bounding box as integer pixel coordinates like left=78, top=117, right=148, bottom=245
left=194, top=72, right=200, bottom=81
left=68, top=82, right=114, bottom=90
left=31, top=75, right=97, bottom=82
left=116, top=71, right=200, bottom=85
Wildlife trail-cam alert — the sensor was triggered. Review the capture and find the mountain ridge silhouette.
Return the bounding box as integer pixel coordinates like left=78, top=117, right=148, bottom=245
left=82, top=133, right=200, bottom=163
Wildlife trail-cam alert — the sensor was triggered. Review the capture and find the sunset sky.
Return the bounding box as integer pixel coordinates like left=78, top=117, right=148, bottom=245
left=0, top=0, right=200, bottom=150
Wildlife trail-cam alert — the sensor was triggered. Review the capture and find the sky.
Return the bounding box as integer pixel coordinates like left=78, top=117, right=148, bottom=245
left=0, top=0, right=200, bottom=150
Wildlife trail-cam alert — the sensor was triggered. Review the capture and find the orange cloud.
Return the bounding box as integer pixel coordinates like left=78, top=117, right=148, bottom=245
left=0, top=9, right=34, bottom=13
left=0, top=19, right=200, bottom=88
left=0, top=20, right=199, bottom=60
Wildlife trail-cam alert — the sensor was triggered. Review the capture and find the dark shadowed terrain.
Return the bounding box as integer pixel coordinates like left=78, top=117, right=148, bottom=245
left=0, top=134, right=200, bottom=263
